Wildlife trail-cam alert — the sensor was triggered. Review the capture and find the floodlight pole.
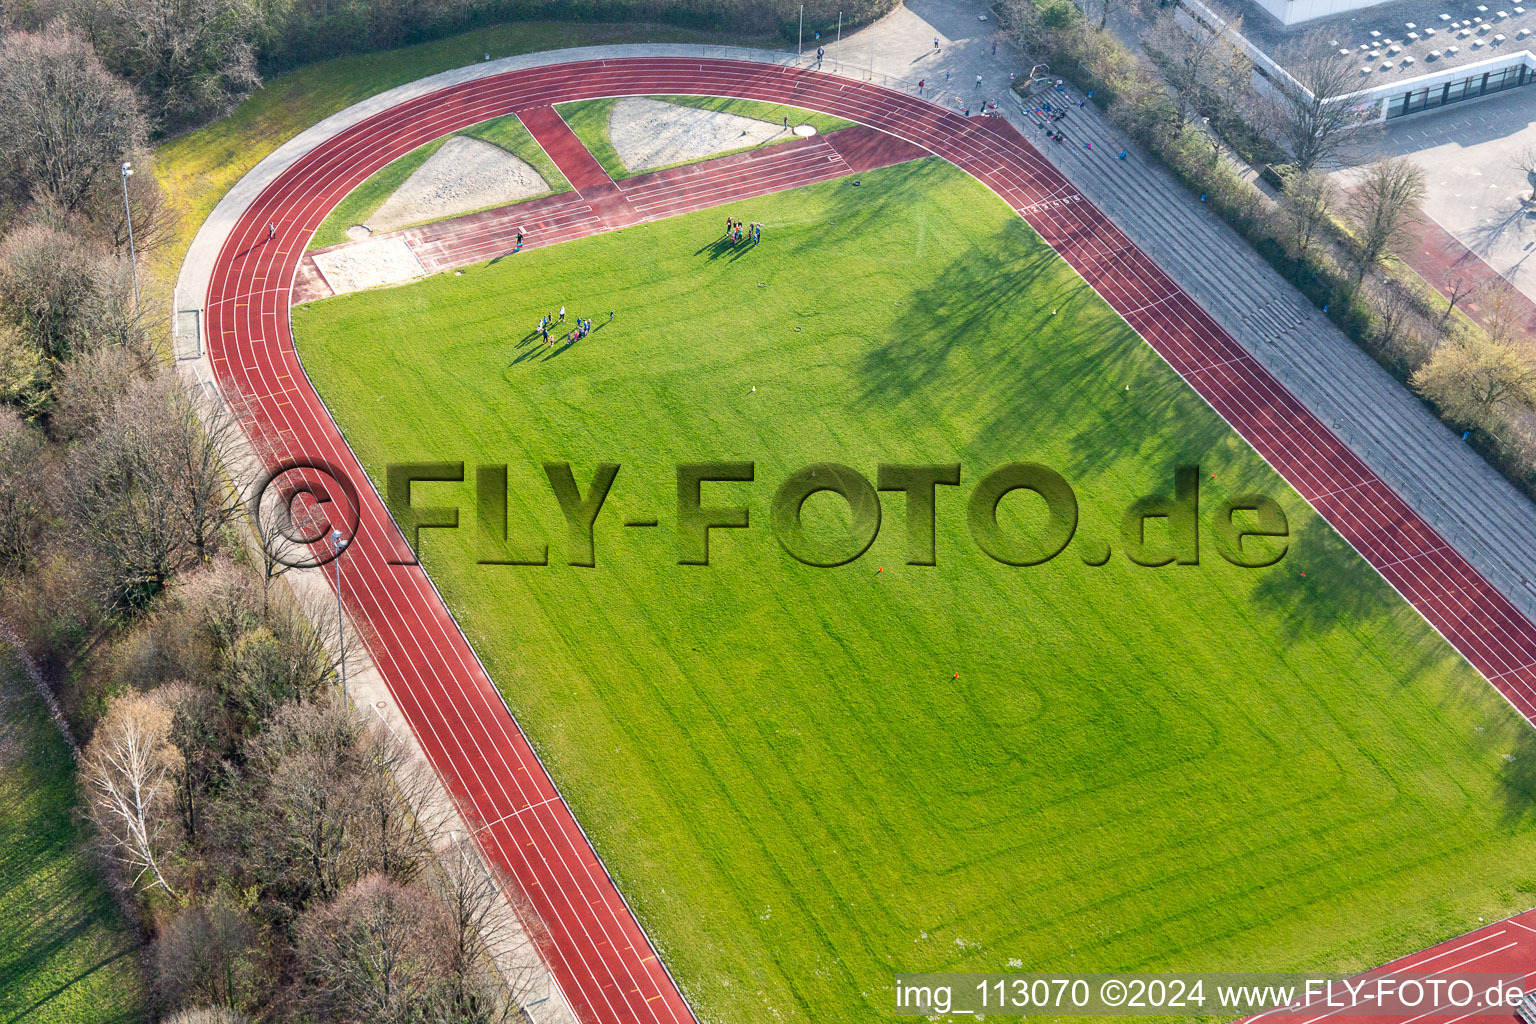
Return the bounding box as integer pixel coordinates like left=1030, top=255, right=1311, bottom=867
left=120, top=161, right=139, bottom=311
left=799, top=5, right=804, bottom=56
left=331, top=529, right=348, bottom=703
left=836, top=11, right=842, bottom=66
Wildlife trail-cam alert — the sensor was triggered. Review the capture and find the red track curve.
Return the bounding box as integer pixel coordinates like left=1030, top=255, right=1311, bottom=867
left=205, top=57, right=1536, bottom=1024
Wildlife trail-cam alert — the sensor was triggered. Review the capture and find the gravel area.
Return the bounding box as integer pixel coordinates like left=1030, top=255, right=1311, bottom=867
left=608, top=97, right=792, bottom=172
left=312, top=237, right=427, bottom=294
left=368, top=136, right=548, bottom=233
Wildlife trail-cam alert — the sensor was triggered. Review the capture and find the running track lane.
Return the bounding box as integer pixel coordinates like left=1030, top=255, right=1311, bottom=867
left=1238, top=908, right=1536, bottom=1024
left=205, top=58, right=1536, bottom=1024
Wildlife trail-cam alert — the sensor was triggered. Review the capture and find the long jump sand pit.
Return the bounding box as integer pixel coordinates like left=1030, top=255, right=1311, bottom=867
left=311, top=236, right=426, bottom=294
left=368, top=136, right=549, bottom=233
left=607, top=97, right=793, bottom=172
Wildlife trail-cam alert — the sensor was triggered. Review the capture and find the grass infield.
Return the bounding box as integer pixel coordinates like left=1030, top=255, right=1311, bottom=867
left=0, top=651, right=144, bottom=1023
left=293, top=158, right=1536, bottom=1023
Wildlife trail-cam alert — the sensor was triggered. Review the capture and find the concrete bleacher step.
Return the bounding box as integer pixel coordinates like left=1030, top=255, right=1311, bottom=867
left=1006, top=96, right=1536, bottom=618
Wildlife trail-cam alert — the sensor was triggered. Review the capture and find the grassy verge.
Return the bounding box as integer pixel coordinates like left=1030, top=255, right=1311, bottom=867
left=0, top=650, right=145, bottom=1024
left=308, top=112, right=574, bottom=251
left=555, top=95, right=853, bottom=179
left=293, top=158, right=1536, bottom=1024
left=153, top=22, right=779, bottom=291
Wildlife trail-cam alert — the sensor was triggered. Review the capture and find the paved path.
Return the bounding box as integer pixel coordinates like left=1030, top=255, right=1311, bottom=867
left=1404, top=216, right=1536, bottom=334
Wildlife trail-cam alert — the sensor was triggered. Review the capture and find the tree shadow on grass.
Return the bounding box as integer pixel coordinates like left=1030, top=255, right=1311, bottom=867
left=855, top=219, right=1196, bottom=482
left=858, top=218, right=1416, bottom=649
left=1243, top=513, right=1408, bottom=646
left=1496, top=723, right=1536, bottom=827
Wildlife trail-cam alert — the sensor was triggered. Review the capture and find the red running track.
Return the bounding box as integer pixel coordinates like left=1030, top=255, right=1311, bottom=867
left=1240, top=909, right=1536, bottom=1024
left=205, top=57, right=1536, bottom=1024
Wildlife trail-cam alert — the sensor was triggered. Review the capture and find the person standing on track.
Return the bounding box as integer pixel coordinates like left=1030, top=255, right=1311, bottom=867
left=515, top=229, right=524, bottom=251
left=267, top=223, right=275, bottom=241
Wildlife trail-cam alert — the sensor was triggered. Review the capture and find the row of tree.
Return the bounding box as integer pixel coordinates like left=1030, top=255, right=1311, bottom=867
left=70, top=566, right=543, bottom=1022
left=0, top=0, right=895, bottom=133
left=0, top=9, right=558, bottom=1017
left=1003, top=0, right=1536, bottom=490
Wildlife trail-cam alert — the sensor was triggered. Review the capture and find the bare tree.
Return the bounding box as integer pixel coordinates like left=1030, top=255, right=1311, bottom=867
left=97, top=147, right=172, bottom=256
left=1264, top=33, right=1364, bottom=172
left=87, top=0, right=260, bottom=127
left=181, top=556, right=262, bottom=669
left=163, top=382, right=243, bottom=564
left=296, top=873, right=453, bottom=1024
left=1412, top=330, right=1536, bottom=429
left=163, top=1010, right=249, bottom=1024
left=0, top=222, right=142, bottom=363
left=249, top=695, right=365, bottom=902
left=156, top=890, right=261, bottom=1012
left=0, top=407, right=44, bottom=570
left=1279, top=169, right=1337, bottom=257
left=80, top=688, right=183, bottom=898
left=58, top=372, right=239, bottom=608
left=1516, top=145, right=1536, bottom=202
left=1368, top=278, right=1421, bottom=356
left=0, top=25, right=147, bottom=211
left=1344, top=156, right=1427, bottom=284
left=1090, top=0, right=1143, bottom=30
left=47, top=344, right=150, bottom=442
left=63, top=375, right=195, bottom=609
left=1143, top=8, right=1252, bottom=127
left=1440, top=267, right=1481, bottom=329
left=431, top=836, right=549, bottom=1022
left=354, top=716, right=439, bottom=883
left=1480, top=276, right=1526, bottom=347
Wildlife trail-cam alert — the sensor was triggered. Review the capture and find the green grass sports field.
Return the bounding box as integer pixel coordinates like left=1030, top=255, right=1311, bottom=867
left=293, top=157, right=1536, bottom=1024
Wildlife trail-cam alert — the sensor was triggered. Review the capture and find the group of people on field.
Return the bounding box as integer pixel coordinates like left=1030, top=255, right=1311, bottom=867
left=535, top=305, right=612, bottom=350
left=725, top=216, right=762, bottom=247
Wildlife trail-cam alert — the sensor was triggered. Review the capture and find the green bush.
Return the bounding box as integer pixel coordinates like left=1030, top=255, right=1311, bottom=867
left=1259, top=162, right=1294, bottom=191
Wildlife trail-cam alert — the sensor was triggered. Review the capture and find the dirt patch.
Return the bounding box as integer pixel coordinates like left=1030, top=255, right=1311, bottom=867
left=608, top=98, right=792, bottom=173
left=312, top=237, right=427, bottom=294
left=368, top=136, right=549, bottom=233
